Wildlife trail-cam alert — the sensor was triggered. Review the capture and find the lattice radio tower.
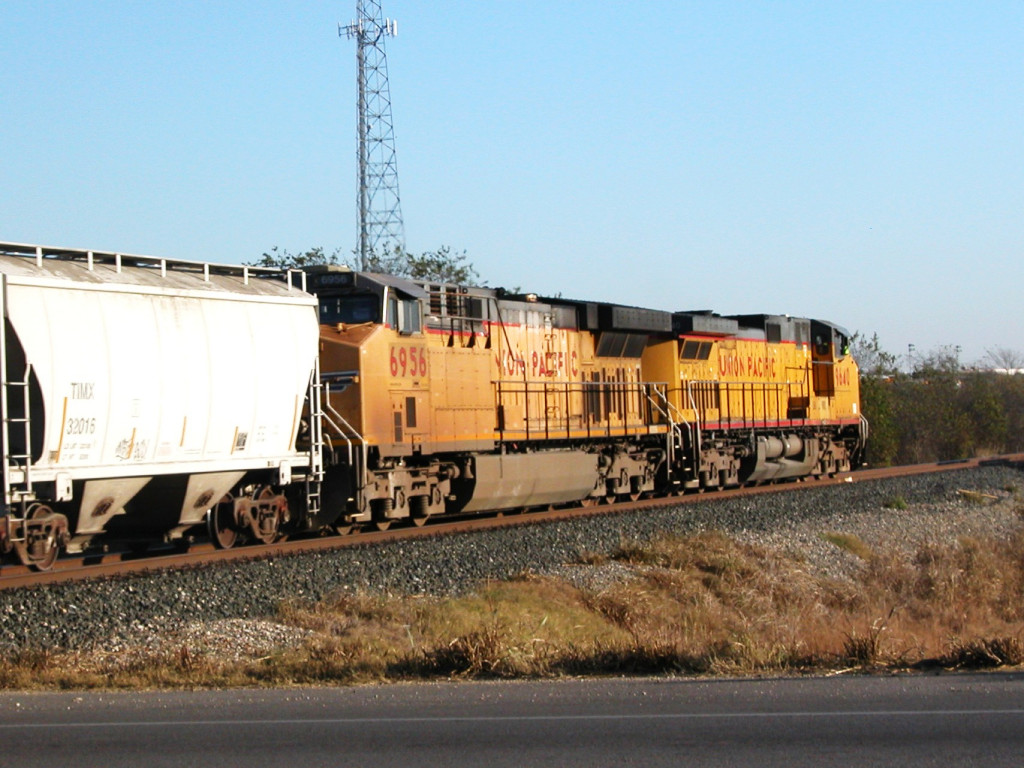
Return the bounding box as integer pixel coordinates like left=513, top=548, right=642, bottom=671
left=341, top=1, right=405, bottom=270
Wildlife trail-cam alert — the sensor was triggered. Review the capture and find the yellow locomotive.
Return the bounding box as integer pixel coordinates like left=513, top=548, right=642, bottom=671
left=304, top=267, right=866, bottom=532
left=645, top=312, right=863, bottom=489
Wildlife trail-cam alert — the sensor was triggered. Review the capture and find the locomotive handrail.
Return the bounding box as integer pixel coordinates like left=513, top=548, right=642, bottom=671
left=645, top=386, right=693, bottom=479
left=684, top=382, right=704, bottom=479
left=320, top=370, right=361, bottom=394
left=685, top=379, right=797, bottom=429
left=494, top=379, right=673, bottom=441
left=321, top=370, right=360, bottom=383
left=320, top=383, right=363, bottom=468
left=318, top=391, right=371, bottom=516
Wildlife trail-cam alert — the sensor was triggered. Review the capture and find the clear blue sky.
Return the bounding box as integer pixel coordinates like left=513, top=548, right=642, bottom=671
left=2, top=1, right=1021, bottom=365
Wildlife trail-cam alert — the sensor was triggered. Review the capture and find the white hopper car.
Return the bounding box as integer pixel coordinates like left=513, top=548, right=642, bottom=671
left=0, top=242, right=321, bottom=568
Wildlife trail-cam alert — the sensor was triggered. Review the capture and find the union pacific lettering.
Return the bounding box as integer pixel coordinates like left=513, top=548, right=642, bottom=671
left=532, top=350, right=579, bottom=378
left=496, top=350, right=580, bottom=378
left=497, top=350, right=527, bottom=376
left=718, top=353, right=777, bottom=380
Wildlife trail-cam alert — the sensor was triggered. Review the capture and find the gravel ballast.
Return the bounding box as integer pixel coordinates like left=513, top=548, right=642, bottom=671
left=1, top=465, right=1021, bottom=653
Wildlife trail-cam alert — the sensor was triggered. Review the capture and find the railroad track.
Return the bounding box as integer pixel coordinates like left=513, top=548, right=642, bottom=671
left=2, top=455, right=1020, bottom=592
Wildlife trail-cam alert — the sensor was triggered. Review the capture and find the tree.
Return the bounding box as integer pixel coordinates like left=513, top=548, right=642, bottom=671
left=984, top=347, right=1024, bottom=372
left=850, top=332, right=899, bottom=466
left=823, top=334, right=1024, bottom=464
left=910, top=345, right=962, bottom=378
left=254, top=244, right=479, bottom=284
left=252, top=246, right=343, bottom=269
left=850, top=332, right=898, bottom=378
left=404, top=246, right=478, bottom=284
left=362, top=244, right=410, bottom=275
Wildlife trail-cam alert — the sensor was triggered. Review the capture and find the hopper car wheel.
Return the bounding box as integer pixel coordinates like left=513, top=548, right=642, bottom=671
left=253, top=487, right=286, bottom=545
left=208, top=498, right=239, bottom=549
left=579, top=498, right=599, bottom=508
left=19, top=504, right=63, bottom=571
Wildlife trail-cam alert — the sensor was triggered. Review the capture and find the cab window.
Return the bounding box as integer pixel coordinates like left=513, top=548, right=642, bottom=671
left=680, top=339, right=712, bottom=360
left=387, top=295, right=422, bottom=334
left=319, top=294, right=380, bottom=324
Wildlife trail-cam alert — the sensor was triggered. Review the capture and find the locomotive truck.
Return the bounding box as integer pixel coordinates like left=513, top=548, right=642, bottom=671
left=0, top=242, right=866, bottom=568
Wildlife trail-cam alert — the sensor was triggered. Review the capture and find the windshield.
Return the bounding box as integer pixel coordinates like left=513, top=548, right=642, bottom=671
left=318, top=294, right=380, bottom=325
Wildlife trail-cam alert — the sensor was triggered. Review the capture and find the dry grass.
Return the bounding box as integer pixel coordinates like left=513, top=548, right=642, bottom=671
left=4, top=525, right=1024, bottom=689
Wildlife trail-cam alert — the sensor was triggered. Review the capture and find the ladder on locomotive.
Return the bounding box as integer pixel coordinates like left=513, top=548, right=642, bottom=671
left=301, top=359, right=370, bottom=521
left=302, top=362, right=327, bottom=520
left=646, top=387, right=696, bottom=486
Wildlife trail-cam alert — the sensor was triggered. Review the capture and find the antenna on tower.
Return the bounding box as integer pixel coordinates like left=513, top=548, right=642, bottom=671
left=340, top=0, right=405, bottom=271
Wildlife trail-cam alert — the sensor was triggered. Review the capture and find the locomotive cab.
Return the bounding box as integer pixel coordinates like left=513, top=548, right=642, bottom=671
left=306, top=265, right=425, bottom=334
left=305, top=266, right=430, bottom=449
left=810, top=319, right=852, bottom=397
left=301, top=266, right=443, bottom=528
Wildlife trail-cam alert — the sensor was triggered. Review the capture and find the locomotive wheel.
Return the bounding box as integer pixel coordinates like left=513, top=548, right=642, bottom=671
left=410, top=495, right=430, bottom=527
left=207, top=498, right=239, bottom=549
left=371, top=497, right=394, bottom=532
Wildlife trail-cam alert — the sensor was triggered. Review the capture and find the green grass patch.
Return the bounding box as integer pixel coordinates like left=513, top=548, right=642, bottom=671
left=822, top=532, right=874, bottom=560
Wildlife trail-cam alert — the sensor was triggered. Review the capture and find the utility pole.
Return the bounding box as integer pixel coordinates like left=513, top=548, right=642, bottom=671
left=340, top=1, right=405, bottom=271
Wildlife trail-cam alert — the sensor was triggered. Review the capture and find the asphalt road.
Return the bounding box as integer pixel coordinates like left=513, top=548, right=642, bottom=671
left=1, top=673, right=1023, bottom=767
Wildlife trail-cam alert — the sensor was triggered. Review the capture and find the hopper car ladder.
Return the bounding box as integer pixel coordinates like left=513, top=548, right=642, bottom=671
left=0, top=277, right=37, bottom=551
left=0, top=360, right=52, bottom=564
left=1, top=363, right=36, bottom=512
